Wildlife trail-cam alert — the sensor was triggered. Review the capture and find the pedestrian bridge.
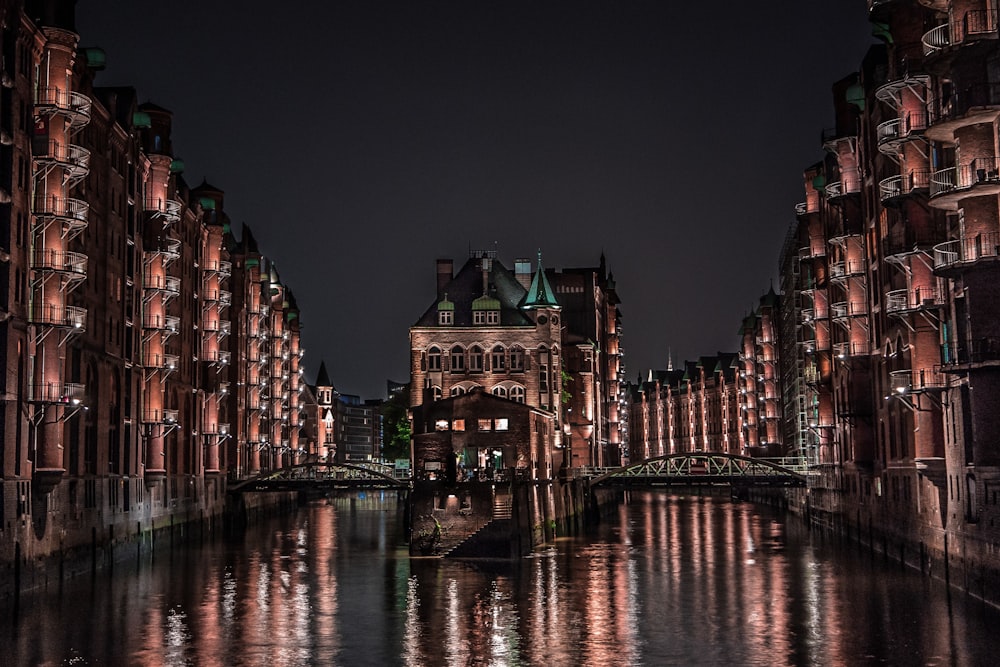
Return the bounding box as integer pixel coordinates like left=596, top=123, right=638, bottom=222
left=582, top=453, right=809, bottom=488
left=228, top=461, right=410, bottom=493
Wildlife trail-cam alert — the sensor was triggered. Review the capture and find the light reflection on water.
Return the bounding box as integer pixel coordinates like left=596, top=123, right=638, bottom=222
left=4, top=491, right=1000, bottom=666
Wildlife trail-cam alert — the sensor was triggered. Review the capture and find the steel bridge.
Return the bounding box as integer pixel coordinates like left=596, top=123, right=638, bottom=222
left=583, top=453, right=808, bottom=488
left=228, top=461, right=410, bottom=493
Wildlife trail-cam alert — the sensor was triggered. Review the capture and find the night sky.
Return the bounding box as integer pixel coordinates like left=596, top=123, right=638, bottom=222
left=75, top=2, right=875, bottom=400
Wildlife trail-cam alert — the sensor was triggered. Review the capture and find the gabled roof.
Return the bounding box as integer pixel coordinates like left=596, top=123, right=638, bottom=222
left=413, top=257, right=534, bottom=327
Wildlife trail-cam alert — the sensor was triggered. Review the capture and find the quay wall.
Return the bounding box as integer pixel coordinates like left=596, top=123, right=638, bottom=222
left=0, top=477, right=297, bottom=599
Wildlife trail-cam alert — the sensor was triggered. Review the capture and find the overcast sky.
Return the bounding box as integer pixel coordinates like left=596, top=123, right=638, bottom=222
left=76, top=1, right=875, bottom=399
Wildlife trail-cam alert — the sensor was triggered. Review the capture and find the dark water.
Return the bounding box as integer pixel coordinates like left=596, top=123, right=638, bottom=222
left=4, top=492, right=999, bottom=666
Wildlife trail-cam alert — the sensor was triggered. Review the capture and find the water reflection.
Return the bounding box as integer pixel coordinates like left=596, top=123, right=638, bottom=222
left=4, top=491, right=999, bottom=665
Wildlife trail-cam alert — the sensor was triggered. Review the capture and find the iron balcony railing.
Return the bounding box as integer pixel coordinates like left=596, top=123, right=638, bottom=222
left=202, top=289, right=232, bottom=307
left=29, top=303, right=86, bottom=329
left=929, top=83, right=1000, bottom=127
left=834, top=341, right=870, bottom=358
left=889, top=367, right=947, bottom=393
left=923, top=9, right=998, bottom=56
left=33, top=195, right=89, bottom=228
left=33, top=140, right=91, bottom=179
left=933, top=231, right=1000, bottom=270
left=141, top=408, right=179, bottom=424
left=946, top=337, right=1000, bottom=365
left=825, top=168, right=862, bottom=199
left=142, top=314, right=180, bottom=332
left=203, top=259, right=232, bottom=277
left=930, top=158, right=1000, bottom=198
left=144, top=198, right=183, bottom=222
left=877, top=112, right=929, bottom=151
left=31, top=249, right=87, bottom=277
left=34, top=87, right=92, bottom=127
left=143, top=274, right=181, bottom=296
left=831, top=301, right=867, bottom=319
left=879, top=170, right=931, bottom=202
left=885, top=286, right=943, bottom=314
left=143, top=352, right=179, bottom=371
left=28, top=381, right=86, bottom=404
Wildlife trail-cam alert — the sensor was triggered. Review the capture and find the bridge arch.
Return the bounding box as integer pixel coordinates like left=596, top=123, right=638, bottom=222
left=230, top=461, right=409, bottom=493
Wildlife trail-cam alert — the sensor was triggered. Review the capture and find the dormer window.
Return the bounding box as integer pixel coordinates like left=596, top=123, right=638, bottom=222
left=437, top=295, right=455, bottom=325
left=472, top=294, right=501, bottom=326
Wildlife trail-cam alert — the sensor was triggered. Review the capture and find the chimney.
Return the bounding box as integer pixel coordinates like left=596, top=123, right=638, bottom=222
left=436, top=259, right=453, bottom=294
left=515, top=258, right=531, bottom=290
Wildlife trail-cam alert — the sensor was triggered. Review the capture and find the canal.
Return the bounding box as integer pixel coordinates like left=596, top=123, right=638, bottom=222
left=4, top=491, right=999, bottom=665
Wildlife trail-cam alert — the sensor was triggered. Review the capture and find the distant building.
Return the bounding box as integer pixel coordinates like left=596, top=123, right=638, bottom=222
left=336, top=394, right=382, bottom=462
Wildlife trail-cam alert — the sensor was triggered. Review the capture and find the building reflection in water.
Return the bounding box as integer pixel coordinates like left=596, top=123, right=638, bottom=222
left=4, top=491, right=1000, bottom=665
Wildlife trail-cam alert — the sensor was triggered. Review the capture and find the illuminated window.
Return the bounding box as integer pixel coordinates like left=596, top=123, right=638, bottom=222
left=478, top=419, right=492, bottom=431
left=491, top=345, right=506, bottom=370
left=428, top=346, right=442, bottom=371
left=469, top=345, right=484, bottom=372
left=452, top=419, right=465, bottom=432
left=495, top=418, right=508, bottom=431
left=450, top=345, right=465, bottom=372
left=435, top=419, right=449, bottom=431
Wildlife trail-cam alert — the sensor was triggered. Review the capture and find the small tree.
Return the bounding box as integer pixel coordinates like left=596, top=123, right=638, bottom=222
left=381, top=385, right=411, bottom=462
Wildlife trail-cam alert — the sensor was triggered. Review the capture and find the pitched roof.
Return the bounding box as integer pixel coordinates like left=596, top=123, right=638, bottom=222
left=520, top=254, right=560, bottom=310
left=413, top=257, right=534, bottom=327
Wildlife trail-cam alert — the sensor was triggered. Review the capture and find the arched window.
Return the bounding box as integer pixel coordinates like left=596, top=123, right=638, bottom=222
left=469, top=345, right=484, bottom=372
left=492, top=345, right=506, bottom=371
left=510, top=385, right=526, bottom=403
left=432, top=386, right=442, bottom=401
left=450, top=345, right=465, bottom=372
left=492, top=385, right=508, bottom=398
left=510, top=345, right=525, bottom=372
left=428, top=346, right=442, bottom=371
left=450, top=385, right=466, bottom=397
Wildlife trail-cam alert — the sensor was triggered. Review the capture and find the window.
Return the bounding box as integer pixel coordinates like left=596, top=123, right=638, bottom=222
left=439, top=310, right=453, bottom=325
left=452, top=419, right=465, bottom=431
left=450, top=346, right=465, bottom=372
left=432, top=386, right=442, bottom=401
left=492, top=345, right=505, bottom=370
left=469, top=345, right=484, bottom=372
left=510, top=386, right=525, bottom=403
left=478, top=419, right=492, bottom=431
left=450, top=386, right=466, bottom=397
left=492, top=386, right=508, bottom=398
left=486, top=311, right=499, bottom=324
left=435, top=419, right=449, bottom=431
left=495, top=418, right=508, bottom=431
left=510, top=346, right=525, bottom=371
left=428, top=346, right=442, bottom=371
left=473, top=310, right=486, bottom=325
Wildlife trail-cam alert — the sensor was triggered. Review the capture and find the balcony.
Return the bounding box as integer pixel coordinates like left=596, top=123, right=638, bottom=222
left=889, top=367, right=947, bottom=394
left=34, top=87, right=92, bottom=129
left=33, top=140, right=91, bottom=182
left=29, top=303, right=86, bottom=330
left=834, top=341, right=870, bottom=359
left=31, top=249, right=87, bottom=281
left=825, top=168, right=861, bottom=201
left=203, top=319, right=232, bottom=338
left=922, top=9, right=997, bottom=57
left=143, top=274, right=181, bottom=297
left=27, top=381, right=85, bottom=404
left=142, top=314, right=180, bottom=333
left=929, top=158, right=1000, bottom=208
left=145, top=198, right=183, bottom=224
left=143, top=352, right=179, bottom=373
left=203, top=422, right=230, bottom=436
left=926, top=83, right=1000, bottom=142
left=141, top=408, right=179, bottom=425
left=202, top=289, right=232, bottom=308
left=32, top=195, right=89, bottom=237
left=203, top=259, right=232, bottom=278
left=831, top=301, right=867, bottom=321
left=933, top=231, right=1000, bottom=274
left=205, top=350, right=231, bottom=366
left=877, top=112, right=928, bottom=154
left=879, top=170, right=930, bottom=205
left=801, top=308, right=815, bottom=324
left=830, top=259, right=865, bottom=282
left=885, top=286, right=943, bottom=315
left=944, top=337, right=1000, bottom=369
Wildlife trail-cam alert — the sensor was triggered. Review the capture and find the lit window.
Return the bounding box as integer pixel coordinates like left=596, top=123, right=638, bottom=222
left=478, top=419, right=492, bottom=431
left=428, top=346, right=442, bottom=371
left=453, top=419, right=465, bottom=431
left=450, top=345, right=465, bottom=372
left=495, top=418, right=508, bottom=431
left=435, top=419, right=449, bottom=431
left=492, top=345, right=506, bottom=370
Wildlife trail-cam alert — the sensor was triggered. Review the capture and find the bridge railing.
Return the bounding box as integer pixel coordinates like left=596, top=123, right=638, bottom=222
left=576, top=455, right=812, bottom=480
